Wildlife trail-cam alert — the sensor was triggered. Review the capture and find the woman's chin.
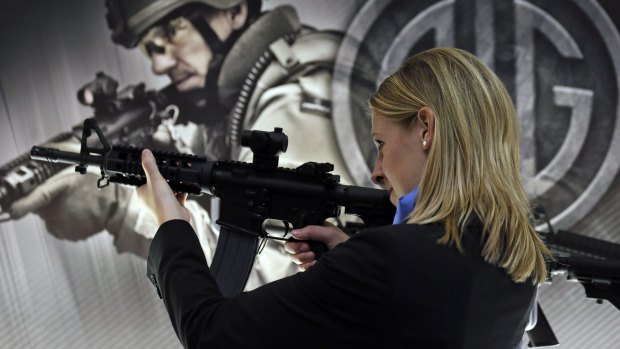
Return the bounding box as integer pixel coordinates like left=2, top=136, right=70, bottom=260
left=389, top=190, right=398, bottom=207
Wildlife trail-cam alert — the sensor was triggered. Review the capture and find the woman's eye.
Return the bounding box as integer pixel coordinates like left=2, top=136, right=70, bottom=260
left=374, top=139, right=384, bottom=151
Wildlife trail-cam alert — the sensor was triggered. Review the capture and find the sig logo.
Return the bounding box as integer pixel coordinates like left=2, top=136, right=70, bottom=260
left=332, top=0, right=620, bottom=229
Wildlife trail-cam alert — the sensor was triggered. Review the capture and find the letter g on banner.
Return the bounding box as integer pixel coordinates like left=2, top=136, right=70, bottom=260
left=332, top=0, right=620, bottom=231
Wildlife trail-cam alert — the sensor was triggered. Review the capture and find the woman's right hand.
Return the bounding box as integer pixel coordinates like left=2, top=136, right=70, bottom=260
left=136, top=149, right=191, bottom=226
left=284, top=221, right=350, bottom=271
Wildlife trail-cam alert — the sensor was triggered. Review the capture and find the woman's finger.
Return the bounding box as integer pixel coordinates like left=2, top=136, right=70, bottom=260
left=175, top=192, right=188, bottom=206
left=284, top=241, right=310, bottom=254
left=289, top=251, right=315, bottom=265
left=299, top=261, right=316, bottom=271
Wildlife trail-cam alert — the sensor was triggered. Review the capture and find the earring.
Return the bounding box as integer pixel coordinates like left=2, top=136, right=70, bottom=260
left=423, top=141, right=428, bottom=148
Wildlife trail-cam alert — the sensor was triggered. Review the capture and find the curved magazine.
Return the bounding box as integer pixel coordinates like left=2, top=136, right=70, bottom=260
left=210, top=226, right=259, bottom=297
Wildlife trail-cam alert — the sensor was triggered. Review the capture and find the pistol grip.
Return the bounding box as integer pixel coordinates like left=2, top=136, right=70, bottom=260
left=308, top=240, right=328, bottom=260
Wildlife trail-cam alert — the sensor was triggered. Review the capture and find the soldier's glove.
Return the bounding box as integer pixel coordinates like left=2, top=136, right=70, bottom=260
left=9, top=168, right=134, bottom=241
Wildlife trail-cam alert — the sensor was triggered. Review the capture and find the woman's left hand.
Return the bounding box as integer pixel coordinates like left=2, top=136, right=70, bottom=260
left=136, top=149, right=191, bottom=225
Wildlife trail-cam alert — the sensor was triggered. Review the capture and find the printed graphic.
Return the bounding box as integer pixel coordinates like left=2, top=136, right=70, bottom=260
left=333, top=0, right=620, bottom=230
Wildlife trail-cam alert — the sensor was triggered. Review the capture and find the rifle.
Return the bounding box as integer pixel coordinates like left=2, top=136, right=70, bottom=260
left=538, top=206, right=620, bottom=311
left=0, top=72, right=171, bottom=221
left=526, top=207, right=620, bottom=347
left=527, top=238, right=620, bottom=348
left=548, top=231, right=620, bottom=311
left=30, top=118, right=396, bottom=296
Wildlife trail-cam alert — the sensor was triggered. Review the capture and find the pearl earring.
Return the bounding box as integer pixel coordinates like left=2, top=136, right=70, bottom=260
left=423, top=141, right=428, bottom=148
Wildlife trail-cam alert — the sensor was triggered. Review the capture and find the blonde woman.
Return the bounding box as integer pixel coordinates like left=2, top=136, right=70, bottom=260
left=139, top=47, right=550, bottom=348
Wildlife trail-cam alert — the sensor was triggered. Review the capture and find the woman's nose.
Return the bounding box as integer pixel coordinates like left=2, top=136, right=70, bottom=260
left=371, top=156, right=385, bottom=185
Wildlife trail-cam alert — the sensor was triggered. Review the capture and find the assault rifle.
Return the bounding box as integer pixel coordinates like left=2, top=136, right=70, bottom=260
left=30, top=118, right=396, bottom=296
left=0, top=72, right=172, bottom=221
left=527, top=236, right=620, bottom=348
left=526, top=208, right=620, bottom=348
left=549, top=231, right=620, bottom=310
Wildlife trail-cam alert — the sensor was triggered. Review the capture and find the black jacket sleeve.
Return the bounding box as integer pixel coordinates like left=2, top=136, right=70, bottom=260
left=147, top=220, right=397, bottom=349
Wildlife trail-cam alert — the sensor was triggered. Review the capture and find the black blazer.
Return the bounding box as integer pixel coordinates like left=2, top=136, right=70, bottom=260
left=147, top=220, right=535, bottom=349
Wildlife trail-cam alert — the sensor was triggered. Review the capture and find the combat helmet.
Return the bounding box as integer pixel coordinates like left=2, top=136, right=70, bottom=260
left=105, top=0, right=261, bottom=48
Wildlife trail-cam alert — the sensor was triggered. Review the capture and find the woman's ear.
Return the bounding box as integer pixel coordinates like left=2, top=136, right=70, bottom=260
left=417, top=107, right=435, bottom=150
left=229, top=2, right=248, bottom=30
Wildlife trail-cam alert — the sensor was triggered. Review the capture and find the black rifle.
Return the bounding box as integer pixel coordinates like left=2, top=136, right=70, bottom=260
left=30, top=118, right=396, bottom=296
left=527, top=237, right=620, bottom=348
left=549, top=231, right=620, bottom=311
left=0, top=72, right=171, bottom=221
left=526, top=207, right=620, bottom=347
left=539, top=206, right=620, bottom=311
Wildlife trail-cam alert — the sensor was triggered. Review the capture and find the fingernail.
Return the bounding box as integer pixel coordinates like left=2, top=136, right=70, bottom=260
left=291, top=229, right=301, bottom=237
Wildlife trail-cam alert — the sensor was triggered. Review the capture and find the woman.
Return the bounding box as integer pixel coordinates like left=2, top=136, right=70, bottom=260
left=138, top=47, right=551, bottom=349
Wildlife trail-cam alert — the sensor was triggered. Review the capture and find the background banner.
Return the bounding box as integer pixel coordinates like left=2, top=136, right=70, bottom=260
left=1, top=0, right=619, bottom=348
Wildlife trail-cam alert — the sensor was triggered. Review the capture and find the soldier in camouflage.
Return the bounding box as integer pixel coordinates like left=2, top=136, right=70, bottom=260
left=10, top=0, right=351, bottom=290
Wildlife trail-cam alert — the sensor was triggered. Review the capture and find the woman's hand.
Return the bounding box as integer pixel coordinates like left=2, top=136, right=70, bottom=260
left=136, top=149, right=191, bottom=226
left=284, top=221, right=350, bottom=271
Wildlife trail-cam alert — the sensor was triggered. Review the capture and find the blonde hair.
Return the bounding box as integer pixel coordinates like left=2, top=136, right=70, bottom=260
left=369, top=47, right=550, bottom=284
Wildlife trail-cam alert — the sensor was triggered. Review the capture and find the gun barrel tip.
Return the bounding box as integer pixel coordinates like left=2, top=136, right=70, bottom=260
left=30, top=146, right=44, bottom=156
left=29, top=146, right=54, bottom=161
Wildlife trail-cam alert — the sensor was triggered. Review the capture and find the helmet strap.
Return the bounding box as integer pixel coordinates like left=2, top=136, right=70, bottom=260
left=187, top=11, right=223, bottom=55
left=186, top=11, right=239, bottom=108
left=183, top=10, right=246, bottom=155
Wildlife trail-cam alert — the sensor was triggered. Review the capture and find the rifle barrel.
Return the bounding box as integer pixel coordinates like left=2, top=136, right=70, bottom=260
left=30, top=146, right=102, bottom=167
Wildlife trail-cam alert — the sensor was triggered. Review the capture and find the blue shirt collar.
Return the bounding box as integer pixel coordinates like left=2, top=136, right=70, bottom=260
left=392, top=187, right=419, bottom=224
